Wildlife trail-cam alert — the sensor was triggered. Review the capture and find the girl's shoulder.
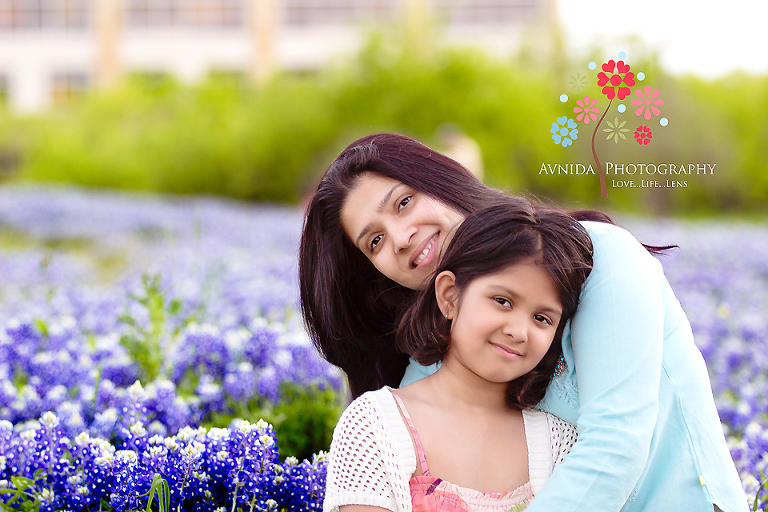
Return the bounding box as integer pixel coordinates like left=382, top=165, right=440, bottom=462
left=335, top=387, right=406, bottom=438
left=331, top=387, right=418, bottom=475
left=340, top=387, right=397, bottom=419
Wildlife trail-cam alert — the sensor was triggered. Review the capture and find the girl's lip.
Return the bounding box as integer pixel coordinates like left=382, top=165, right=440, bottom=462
left=410, top=233, right=439, bottom=269
left=490, top=343, right=522, bottom=358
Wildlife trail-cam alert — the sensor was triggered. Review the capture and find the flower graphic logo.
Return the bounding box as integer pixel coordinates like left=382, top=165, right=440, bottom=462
left=634, top=126, right=653, bottom=145
left=574, top=96, right=600, bottom=124
left=603, top=117, right=630, bottom=144
left=549, top=51, right=670, bottom=197
left=597, top=60, right=635, bottom=100
left=631, top=85, right=664, bottom=120
left=567, top=72, right=589, bottom=92
left=551, top=117, right=579, bottom=147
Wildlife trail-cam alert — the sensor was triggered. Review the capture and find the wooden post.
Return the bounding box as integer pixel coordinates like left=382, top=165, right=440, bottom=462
left=94, top=0, right=122, bottom=89
left=248, top=0, right=278, bottom=86
left=545, top=0, right=565, bottom=80
left=399, top=0, right=432, bottom=57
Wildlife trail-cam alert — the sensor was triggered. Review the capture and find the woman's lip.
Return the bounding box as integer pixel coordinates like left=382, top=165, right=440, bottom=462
left=490, top=343, right=522, bottom=358
left=411, top=233, right=439, bottom=269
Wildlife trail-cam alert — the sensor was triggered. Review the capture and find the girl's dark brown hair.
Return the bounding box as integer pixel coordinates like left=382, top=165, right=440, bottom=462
left=396, top=200, right=593, bottom=409
left=299, top=132, right=671, bottom=399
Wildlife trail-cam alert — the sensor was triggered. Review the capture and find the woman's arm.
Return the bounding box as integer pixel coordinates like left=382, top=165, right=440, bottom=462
left=526, top=222, right=666, bottom=511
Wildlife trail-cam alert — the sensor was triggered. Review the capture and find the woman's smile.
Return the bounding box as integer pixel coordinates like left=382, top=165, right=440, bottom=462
left=411, top=233, right=439, bottom=268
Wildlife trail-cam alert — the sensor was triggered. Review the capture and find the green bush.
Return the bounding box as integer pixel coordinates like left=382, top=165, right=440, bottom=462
left=1, top=36, right=766, bottom=216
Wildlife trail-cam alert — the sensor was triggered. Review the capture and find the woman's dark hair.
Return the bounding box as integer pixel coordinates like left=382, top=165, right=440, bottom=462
left=396, top=200, right=593, bottom=409
left=299, top=132, right=670, bottom=399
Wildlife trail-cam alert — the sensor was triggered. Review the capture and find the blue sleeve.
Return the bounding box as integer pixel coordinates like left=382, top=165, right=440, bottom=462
left=526, top=222, right=665, bottom=511
left=400, top=358, right=439, bottom=387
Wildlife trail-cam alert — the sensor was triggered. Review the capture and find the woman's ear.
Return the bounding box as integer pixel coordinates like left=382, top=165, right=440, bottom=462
left=434, top=271, right=458, bottom=320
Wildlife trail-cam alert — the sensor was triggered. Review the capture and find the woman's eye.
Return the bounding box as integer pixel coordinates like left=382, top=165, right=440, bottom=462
left=370, top=235, right=383, bottom=251
left=398, top=196, right=412, bottom=211
left=534, top=314, right=553, bottom=326
left=494, top=297, right=511, bottom=308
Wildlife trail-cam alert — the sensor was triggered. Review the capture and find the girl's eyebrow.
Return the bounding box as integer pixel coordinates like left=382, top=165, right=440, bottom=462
left=354, top=184, right=404, bottom=247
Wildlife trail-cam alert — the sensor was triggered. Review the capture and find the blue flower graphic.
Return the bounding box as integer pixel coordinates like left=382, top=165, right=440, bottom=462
left=550, top=116, right=579, bottom=147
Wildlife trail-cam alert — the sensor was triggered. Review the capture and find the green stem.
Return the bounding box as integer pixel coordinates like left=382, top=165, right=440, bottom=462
left=591, top=97, right=613, bottom=198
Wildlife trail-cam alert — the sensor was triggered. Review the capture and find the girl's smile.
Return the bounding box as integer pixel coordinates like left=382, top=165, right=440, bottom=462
left=340, top=173, right=465, bottom=289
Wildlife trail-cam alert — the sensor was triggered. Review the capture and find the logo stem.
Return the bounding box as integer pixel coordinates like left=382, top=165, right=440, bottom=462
left=591, top=97, right=613, bottom=198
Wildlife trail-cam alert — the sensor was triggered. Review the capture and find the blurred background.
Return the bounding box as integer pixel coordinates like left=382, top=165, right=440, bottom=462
left=0, top=0, right=765, bottom=216
left=1, top=4, right=767, bottom=507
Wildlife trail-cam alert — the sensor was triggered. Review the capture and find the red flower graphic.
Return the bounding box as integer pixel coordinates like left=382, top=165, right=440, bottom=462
left=597, top=60, right=635, bottom=100
left=634, top=125, right=652, bottom=145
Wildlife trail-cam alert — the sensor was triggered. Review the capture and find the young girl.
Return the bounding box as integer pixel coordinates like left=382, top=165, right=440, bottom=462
left=324, top=201, right=593, bottom=512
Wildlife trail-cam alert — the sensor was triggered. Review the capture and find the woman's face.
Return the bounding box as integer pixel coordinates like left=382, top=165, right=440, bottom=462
left=340, top=173, right=466, bottom=290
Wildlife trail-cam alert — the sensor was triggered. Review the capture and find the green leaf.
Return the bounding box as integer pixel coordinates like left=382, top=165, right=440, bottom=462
left=141, top=473, right=171, bottom=512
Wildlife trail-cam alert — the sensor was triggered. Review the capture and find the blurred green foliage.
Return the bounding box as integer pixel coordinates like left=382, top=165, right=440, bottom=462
left=206, top=383, right=344, bottom=462
left=0, top=35, right=766, bottom=215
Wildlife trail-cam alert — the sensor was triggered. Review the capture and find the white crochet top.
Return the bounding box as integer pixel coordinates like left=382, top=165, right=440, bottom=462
left=324, top=387, right=577, bottom=512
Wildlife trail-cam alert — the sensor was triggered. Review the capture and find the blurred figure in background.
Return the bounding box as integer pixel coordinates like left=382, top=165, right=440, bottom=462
left=437, top=124, right=484, bottom=181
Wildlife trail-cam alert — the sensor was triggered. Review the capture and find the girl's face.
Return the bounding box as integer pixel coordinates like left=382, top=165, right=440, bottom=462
left=340, top=173, right=466, bottom=290
left=437, top=259, right=563, bottom=385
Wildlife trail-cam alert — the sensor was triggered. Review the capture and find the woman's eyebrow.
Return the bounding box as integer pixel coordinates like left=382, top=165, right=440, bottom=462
left=354, top=184, right=404, bottom=247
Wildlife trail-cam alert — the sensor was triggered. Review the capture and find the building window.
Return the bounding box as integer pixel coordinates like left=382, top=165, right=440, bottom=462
left=51, top=71, right=88, bottom=105
left=0, top=0, right=89, bottom=31
left=434, top=0, right=542, bottom=26
left=282, top=0, right=540, bottom=27
left=125, top=0, right=245, bottom=28
left=283, top=0, right=396, bottom=26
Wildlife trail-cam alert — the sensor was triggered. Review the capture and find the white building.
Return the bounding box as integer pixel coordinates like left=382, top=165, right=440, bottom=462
left=0, top=0, right=554, bottom=112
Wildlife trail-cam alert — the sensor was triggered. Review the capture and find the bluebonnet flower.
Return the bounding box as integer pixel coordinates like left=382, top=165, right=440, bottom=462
left=2, top=187, right=766, bottom=508
left=277, top=452, right=329, bottom=511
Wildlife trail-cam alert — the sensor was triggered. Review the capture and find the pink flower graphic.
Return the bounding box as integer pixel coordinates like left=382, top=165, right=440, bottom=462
left=631, top=85, right=664, bottom=120
left=597, top=60, right=635, bottom=100
left=634, top=125, right=652, bottom=145
left=574, top=96, right=600, bottom=124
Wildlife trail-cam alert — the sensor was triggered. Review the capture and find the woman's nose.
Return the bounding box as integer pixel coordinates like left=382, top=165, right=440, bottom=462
left=391, top=223, right=416, bottom=252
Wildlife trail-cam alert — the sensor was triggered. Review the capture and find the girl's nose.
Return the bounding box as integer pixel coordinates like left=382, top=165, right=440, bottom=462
left=502, top=315, right=527, bottom=342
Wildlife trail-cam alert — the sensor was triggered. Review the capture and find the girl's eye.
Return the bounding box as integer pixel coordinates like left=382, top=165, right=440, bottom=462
left=534, top=314, right=553, bottom=326
left=370, top=234, right=383, bottom=252
left=398, top=196, right=412, bottom=211
left=494, top=297, right=512, bottom=308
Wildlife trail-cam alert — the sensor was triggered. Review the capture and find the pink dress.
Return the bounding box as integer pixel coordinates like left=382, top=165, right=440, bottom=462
left=391, top=393, right=534, bottom=512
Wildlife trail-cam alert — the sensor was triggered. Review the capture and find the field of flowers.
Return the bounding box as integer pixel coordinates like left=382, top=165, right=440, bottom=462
left=0, top=185, right=766, bottom=511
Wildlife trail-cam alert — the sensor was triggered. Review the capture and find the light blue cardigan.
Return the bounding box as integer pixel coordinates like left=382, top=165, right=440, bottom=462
left=401, top=221, right=747, bottom=512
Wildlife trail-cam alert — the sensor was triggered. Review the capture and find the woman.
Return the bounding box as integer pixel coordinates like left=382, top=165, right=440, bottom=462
left=299, top=133, right=746, bottom=512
